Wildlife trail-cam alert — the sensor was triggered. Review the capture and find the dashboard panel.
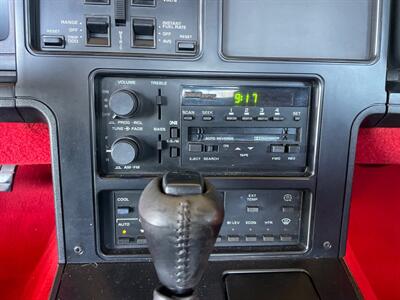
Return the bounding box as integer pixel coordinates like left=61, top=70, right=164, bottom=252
left=0, top=0, right=394, bottom=298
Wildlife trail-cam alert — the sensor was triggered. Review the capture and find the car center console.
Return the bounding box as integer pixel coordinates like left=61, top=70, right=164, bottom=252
left=94, top=74, right=318, bottom=257
left=1, top=0, right=392, bottom=299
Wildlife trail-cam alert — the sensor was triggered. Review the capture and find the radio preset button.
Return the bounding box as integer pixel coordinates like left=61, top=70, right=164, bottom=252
left=225, top=116, right=238, bottom=121
left=270, top=144, right=285, bottom=153
left=271, top=116, right=285, bottom=121
left=256, top=116, right=269, bottom=121
left=202, top=115, right=214, bottom=121
left=240, top=116, right=253, bottom=121
left=183, top=115, right=195, bottom=121
left=188, top=143, right=203, bottom=152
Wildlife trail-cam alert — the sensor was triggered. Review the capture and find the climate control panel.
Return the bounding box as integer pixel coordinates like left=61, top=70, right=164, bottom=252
left=98, top=189, right=311, bottom=255
left=95, top=75, right=317, bottom=177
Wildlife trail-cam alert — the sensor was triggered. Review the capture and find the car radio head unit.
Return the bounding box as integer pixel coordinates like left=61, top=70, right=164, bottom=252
left=94, top=74, right=318, bottom=177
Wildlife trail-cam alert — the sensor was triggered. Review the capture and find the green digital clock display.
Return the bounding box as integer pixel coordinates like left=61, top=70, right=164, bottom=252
left=182, top=86, right=306, bottom=107
left=233, top=91, right=259, bottom=106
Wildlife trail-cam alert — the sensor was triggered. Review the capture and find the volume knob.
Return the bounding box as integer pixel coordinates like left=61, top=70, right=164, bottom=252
left=109, top=90, right=139, bottom=118
left=110, top=138, right=139, bottom=165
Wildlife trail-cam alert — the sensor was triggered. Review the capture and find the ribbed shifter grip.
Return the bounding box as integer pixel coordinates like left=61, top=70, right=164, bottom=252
left=138, top=172, right=224, bottom=295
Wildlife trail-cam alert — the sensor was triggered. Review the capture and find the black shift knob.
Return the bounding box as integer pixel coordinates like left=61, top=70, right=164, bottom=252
left=139, top=171, right=224, bottom=297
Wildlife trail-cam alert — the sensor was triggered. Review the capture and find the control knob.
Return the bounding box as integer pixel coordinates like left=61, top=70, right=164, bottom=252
left=109, top=90, right=139, bottom=118
left=110, top=137, right=140, bottom=165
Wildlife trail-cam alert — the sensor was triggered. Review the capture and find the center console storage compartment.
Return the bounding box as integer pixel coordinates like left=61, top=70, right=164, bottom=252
left=225, top=271, right=319, bottom=300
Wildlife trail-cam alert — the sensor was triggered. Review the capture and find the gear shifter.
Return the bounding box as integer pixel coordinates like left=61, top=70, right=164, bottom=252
left=139, top=171, right=224, bottom=300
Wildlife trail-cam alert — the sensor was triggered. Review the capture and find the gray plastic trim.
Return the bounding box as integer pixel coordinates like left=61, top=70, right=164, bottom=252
left=14, top=98, right=66, bottom=263
left=219, top=0, right=382, bottom=64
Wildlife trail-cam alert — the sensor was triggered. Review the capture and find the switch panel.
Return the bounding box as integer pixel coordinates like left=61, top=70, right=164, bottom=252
left=113, top=191, right=145, bottom=247
left=27, top=0, right=201, bottom=57
left=98, top=189, right=310, bottom=255
left=217, top=190, right=305, bottom=248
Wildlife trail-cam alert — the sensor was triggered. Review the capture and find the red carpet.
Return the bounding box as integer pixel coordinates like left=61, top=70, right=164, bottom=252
left=0, top=123, right=50, bottom=165
left=356, top=128, right=400, bottom=165
left=0, top=123, right=55, bottom=300
left=0, top=124, right=399, bottom=299
left=345, top=164, right=400, bottom=300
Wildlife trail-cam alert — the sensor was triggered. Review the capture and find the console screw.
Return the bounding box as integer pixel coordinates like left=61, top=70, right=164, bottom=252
left=323, top=241, right=332, bottom=250
left=73, top=246, right=84, bottom=255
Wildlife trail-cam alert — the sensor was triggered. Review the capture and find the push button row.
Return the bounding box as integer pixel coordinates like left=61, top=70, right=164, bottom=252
left=216, top=234, right=297, bottom=243
left=188, top=143, right=219, bottom=152
left=270, top=144, right=301, bottom=153
left=225, top=116, right=288, bottom=121
left=118, top=236, right=147, bottom=245
left=183, top=115, right=301, bottom=122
